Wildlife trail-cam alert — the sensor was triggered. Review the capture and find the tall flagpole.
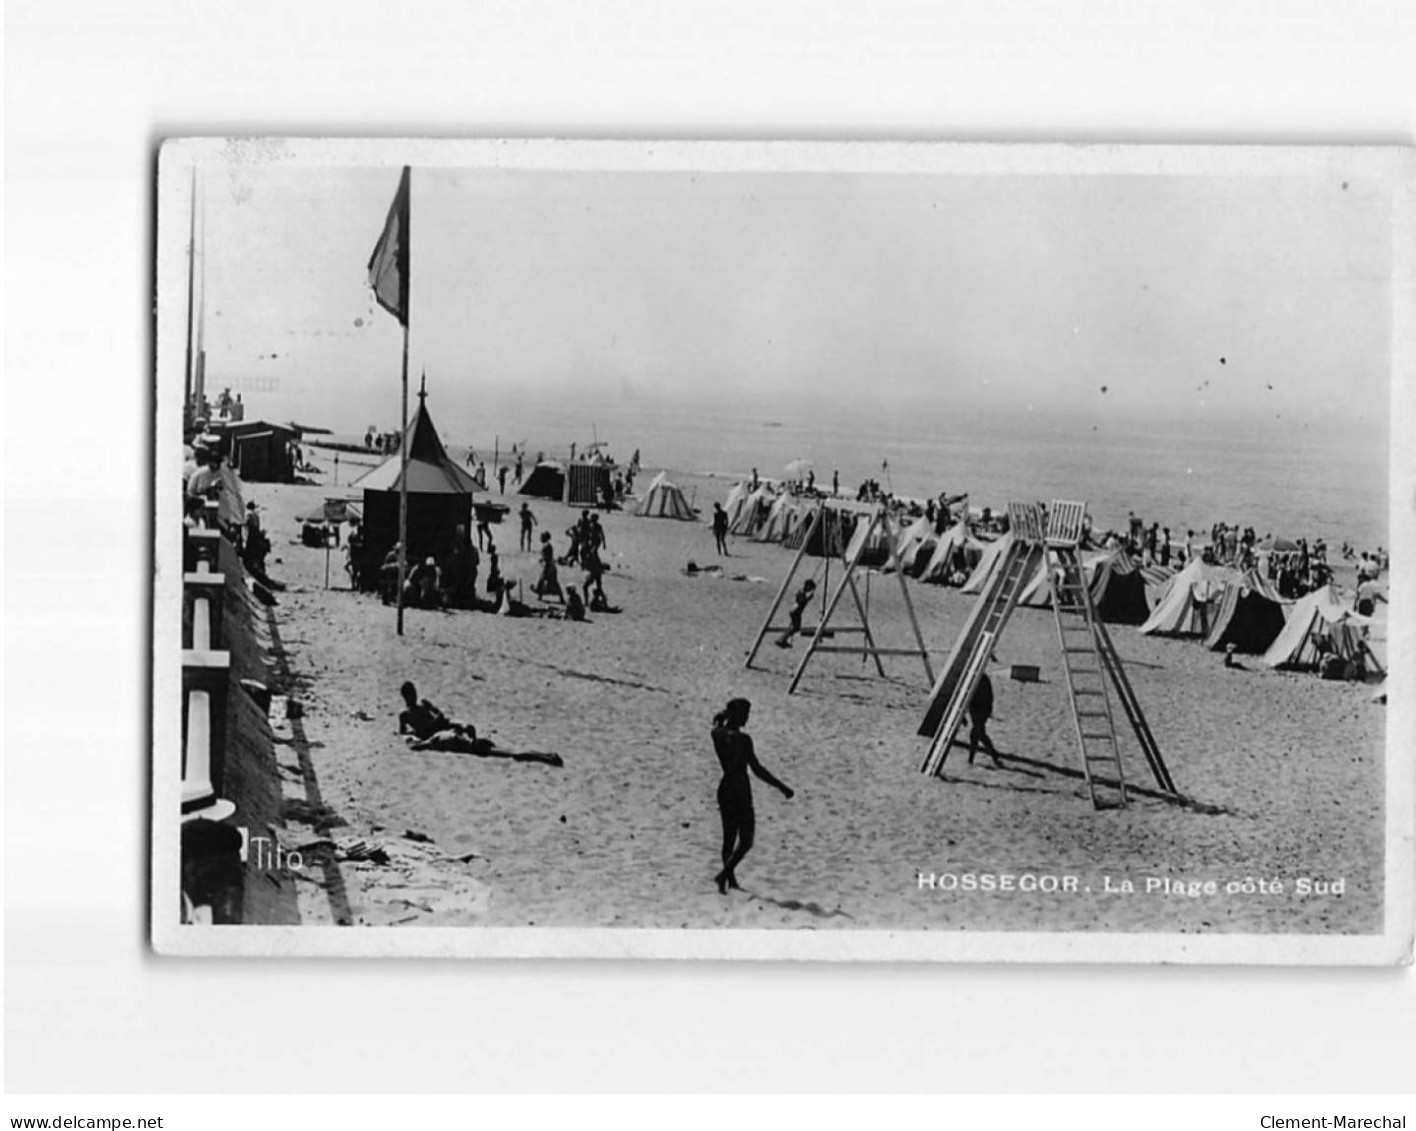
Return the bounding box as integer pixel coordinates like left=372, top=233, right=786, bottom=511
left=397, top=174, right=411, bottom=637
left=183, top=166, right=197, bottom=425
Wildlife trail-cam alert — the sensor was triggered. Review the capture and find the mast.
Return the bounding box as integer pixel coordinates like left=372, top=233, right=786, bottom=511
left=396, top=172, right=411, bottom=637
left=183, top=166, right=197, bottom=425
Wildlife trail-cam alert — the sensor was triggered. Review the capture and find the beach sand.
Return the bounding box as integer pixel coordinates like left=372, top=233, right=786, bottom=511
left=249, top=460, right=1387, bottom=934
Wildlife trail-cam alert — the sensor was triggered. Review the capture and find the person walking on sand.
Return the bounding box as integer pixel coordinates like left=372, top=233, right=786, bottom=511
left=497, top=464, right=509, bottom=495
left=775, top=579, right=817, bottom=648
left=535, top=531, right=563, bottom=602
left=710, top=698, right=793, bottom=894
left=519, top=502, right=537, bottom=551
left=966, top=672, right=1002, bottom=767
left=712, top=502, right=730, bottom=556
left=514, top=453, right=524, bottom=484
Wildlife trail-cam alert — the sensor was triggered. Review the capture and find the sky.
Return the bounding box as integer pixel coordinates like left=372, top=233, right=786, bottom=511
left=188, top=154, right=1394, bottom=441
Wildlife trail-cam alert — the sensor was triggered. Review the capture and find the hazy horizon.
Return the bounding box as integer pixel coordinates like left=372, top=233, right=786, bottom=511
left=188, top=160, right=1394, bottom=448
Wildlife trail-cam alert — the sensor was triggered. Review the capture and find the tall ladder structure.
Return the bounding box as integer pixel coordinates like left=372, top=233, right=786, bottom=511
left=918, top=500, right=1177, bottom=810
left=746, top=502, right=934, bottom=694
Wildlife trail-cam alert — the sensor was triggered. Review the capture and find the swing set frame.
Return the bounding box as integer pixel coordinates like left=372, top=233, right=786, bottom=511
left=744, top=501, right=935, bottom=693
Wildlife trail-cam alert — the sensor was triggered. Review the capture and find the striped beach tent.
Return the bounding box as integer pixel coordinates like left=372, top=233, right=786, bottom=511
left=1138, top=560, right=1236, bottom=637
left=1203, top=570, right=1289, bottom=654
left=1262, top=585, right=1376, bottom=671
left=633, top=472, right=697, bottom=520
left=728, top=486, right=775, bottom=536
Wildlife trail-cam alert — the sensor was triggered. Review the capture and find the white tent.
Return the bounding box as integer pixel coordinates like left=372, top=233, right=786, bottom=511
left=633, top=471, right=697, bottom=520
left=722, top=481, right=752, bottom=526
left=1137, top=559, right=1236, bottom=637
left=1009, top=548, right=1114, bottom=607
left=919, top=519, right=985, bottom=584
left=1262, top=584, right=1376, bottom=670
left=728, top=486, right=775, bottom=536
left=754, top=493, right=807, bottom=542
left=843, top=511, right=893, bottom=566
left=889, top=515, right=936, bottom=575
left=960, top=532, right=1014, bottom=594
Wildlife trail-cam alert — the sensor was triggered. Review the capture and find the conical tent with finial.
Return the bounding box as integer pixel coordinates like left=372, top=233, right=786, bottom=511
left=352, top=381, right=482, bottom=561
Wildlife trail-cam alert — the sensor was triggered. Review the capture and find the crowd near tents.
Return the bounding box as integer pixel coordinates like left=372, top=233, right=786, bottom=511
left=712, top=477, right=1387, bottom=686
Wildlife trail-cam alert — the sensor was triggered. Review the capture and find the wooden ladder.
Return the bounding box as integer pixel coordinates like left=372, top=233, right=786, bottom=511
left=1048, top=546, right=1128, bottom=809
left=919, top=536, right=1043, bottom=776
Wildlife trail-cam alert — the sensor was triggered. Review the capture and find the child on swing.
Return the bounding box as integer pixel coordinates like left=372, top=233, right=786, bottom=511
left=775, top=578, right=817, bottom=648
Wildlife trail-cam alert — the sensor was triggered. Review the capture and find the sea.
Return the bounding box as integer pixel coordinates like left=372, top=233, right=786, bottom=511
left=262, top=388, right=1390, bottom=553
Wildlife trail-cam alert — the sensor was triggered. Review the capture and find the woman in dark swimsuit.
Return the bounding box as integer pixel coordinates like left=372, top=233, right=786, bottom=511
left=711, top=698, right=793, bottom=894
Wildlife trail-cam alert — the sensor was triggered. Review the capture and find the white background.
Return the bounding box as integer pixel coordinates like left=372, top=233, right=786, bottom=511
left=5, top=0, right=1416, bottom=1094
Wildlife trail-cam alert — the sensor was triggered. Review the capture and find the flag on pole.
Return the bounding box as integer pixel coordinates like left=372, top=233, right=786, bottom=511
left=368, top=166, right=410, bottom=325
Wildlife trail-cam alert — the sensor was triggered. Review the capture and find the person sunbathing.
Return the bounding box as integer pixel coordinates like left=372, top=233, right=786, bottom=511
left=397, top=680, right=562, bottom=766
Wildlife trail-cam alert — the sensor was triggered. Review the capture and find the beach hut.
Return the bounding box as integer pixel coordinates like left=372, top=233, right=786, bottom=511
left=723, top=482, right=752, bottom=526
left=633, top=472, right=697, bottom=520
left=351, top=395, right=481, bottom=561
left=1137, top=559, right=1234, bottom=637
left=566, top=460, right=612, bottom=507
left=1203, top=571, right=1289, bottom=654
left=518, top=460, right=567, bottom=501
left=1262, top=585, right=1377, bottom=671
left=218, top=420, right=298, bottom=482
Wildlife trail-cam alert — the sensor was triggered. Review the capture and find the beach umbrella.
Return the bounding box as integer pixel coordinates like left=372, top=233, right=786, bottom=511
left=1257, top=535, right=1300, bottom=553
left=784, top=458, right=813, bottom=479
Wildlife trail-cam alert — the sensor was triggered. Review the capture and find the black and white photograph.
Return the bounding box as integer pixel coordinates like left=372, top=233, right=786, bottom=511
left=153, top=139, right=1412, bottom=961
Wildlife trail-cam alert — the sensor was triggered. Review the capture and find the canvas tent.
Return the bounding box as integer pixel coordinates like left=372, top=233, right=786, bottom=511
left=889, top=515, right=936, bottom=576
left=843, top=509, right=894, bottom=568
left=1138, top=560, right=1236, bottom=637
left=723, top=481, right=752, bottom=526
left=757, top=495, right=814, bottom=543
left=518, top=460, right=567, bottom=501
left=1088, top=549, right=1152, bottom=624
left=1203, top=571, right=1289, bottom=654
left=634, top=472, right=697, bottom=520
left=918, top=519, right=985, bottom=585
left=1262, top=585, right=1380, bottom=672
left=961, top=532, right=1014, bottom=594
left=728, top=486, right=776, bottom=536
left=351, top=395, right=481, bottom=562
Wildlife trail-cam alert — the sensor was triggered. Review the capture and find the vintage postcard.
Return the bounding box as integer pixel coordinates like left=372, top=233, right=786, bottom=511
left=153, top=139, right=1413, bottom=961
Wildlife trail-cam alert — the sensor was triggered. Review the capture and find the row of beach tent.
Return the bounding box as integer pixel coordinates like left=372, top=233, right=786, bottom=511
left=718, top=482, right=1384, bottom=674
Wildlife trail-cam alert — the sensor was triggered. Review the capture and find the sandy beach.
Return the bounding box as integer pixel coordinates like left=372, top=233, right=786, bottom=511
left=246, top=454, right=1388, bottom=936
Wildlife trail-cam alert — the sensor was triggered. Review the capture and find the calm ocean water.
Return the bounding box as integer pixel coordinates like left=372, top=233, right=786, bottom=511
left=260, top=387, right=1390, bottom=552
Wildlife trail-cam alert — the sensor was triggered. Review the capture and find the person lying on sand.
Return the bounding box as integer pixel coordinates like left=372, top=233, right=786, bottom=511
left=398, top=680, right=474, bottom=742
left=397, top=680, right=563, bottom=766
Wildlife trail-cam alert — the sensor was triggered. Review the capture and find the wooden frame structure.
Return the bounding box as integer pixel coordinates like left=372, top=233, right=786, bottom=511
left=917, top=499, right=1176, bottom=809
left=746, top=502, right=935, bottom=694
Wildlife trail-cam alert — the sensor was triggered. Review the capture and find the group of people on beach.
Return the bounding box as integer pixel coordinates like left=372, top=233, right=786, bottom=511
left=530, top=510, right=613, bottom=616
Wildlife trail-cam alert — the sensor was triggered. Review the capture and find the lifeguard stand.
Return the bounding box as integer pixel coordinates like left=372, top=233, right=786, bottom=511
left=746, top=501, right=934, bottom=694
left=917, top=500, right=1177, bottom=809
